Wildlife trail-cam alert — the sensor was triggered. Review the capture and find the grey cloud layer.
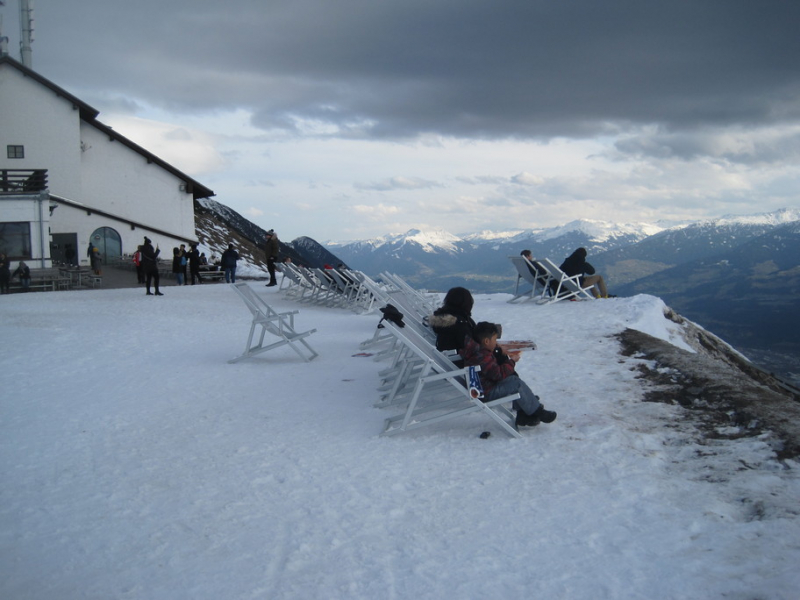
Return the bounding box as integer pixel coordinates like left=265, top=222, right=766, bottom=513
left=28, top=0, right=800, bottom=141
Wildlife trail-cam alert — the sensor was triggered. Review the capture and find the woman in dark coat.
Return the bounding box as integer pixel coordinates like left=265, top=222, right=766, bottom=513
left=559, top=247, right=608, bottom=298
left=429, top=287, right=477, bottom=352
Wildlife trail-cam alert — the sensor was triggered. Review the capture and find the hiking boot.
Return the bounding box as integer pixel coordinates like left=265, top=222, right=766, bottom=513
left=515, top=410, right=540, bottom=428
left=532, top=405, right=557, bottom=424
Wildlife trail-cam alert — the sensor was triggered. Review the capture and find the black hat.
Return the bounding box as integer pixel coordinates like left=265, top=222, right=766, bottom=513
left=144, top=236, right=151, bottom=243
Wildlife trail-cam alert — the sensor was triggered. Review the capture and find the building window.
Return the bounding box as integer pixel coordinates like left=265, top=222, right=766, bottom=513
left=0, top=222, right=32, bottom=259
left=7, top=145, right=25, bottom=159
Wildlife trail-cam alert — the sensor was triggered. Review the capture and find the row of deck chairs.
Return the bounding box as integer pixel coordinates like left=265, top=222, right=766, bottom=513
left=508, top=255, right=595, bottom=304
left=353, top=278, right=524, bottom=438
left=278, top=263, right=388, bottom=313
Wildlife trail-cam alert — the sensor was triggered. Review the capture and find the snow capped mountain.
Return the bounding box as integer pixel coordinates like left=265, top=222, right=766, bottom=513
left=711, top=207, right=800, bottom=228
left=330, top=228, right=466, bottom=255
left=536, top=219, right=666, bottom=242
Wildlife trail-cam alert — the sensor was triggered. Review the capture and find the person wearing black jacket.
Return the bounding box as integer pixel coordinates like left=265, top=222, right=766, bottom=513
left=429, top=287, right=477, bottom=353
left=0, top=253, right=10, bottom=294
left=141, top=237, right=163, bottom=296
left=559, top=247, right=608, bottom=298
left=187, top=243, right=203, bottom=285
left=221, top=244, right=240, bottom=283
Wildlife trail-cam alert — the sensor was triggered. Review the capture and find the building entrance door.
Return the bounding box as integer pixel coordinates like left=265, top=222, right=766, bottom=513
left=89, top=227, right=122, bottom=264
left=50, top=233, right=79, bottom=266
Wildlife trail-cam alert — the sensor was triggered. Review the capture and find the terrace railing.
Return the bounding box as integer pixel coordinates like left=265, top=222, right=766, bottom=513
left=0, top=169, right=48, bottom=194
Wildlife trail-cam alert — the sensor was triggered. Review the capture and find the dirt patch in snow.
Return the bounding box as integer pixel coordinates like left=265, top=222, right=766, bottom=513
left=617, top=319, right=800, bottom=461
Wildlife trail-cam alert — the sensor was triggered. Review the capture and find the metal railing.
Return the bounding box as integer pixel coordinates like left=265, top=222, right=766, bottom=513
left=0, top=169, right=48, bottom=193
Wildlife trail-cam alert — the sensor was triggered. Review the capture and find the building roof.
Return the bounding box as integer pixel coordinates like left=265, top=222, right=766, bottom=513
left=0, top=56, right=215, bottom=200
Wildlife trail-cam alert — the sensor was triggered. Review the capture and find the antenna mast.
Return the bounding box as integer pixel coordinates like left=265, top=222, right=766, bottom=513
left=0, top=2, right=9, bottom=57
left=19, top=0, right=33, bottom=67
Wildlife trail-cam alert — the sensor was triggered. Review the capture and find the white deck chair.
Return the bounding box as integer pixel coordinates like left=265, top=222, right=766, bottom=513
left=378, top=321, right=522, bottom=438
left=229, top=282, right=319, bottom=363
left=508, top=255, right=554, bottom=303
left=539, top=258, right=596, bottom=303
left=380, top=272, right=438, bottom=315
left=278, top=263, right=315, bottom=301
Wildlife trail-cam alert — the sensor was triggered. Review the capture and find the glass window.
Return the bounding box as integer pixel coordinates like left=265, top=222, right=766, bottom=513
left=7, top=145, right=25, bottom=159
left=0, top=222, right=32, bottom=259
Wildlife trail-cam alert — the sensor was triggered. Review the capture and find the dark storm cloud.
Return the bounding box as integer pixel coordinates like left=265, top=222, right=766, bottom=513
left=26, top=0, right=800, bottom=140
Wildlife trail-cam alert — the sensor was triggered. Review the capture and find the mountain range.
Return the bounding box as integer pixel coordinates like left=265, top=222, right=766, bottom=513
left=190, top=197, right=798, bottom=381
left=325, top=209, right=800, bottom=381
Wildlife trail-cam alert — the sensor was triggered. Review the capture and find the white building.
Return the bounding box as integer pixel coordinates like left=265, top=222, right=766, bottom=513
left=0, top=56, right=214, bottom=268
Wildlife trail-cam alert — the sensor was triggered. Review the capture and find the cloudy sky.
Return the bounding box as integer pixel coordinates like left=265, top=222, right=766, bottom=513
left=4, top=0, right=800, bottom=241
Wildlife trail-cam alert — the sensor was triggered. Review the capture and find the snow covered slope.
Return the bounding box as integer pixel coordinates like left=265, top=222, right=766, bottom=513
left=2, top=287, right=798, bottom=599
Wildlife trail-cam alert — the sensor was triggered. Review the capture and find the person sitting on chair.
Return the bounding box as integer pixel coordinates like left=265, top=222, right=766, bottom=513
left=429, top=286, right=477, bottom=353
left=462, top=321, right=556, bottom=429
left=559, top=247, right=609, bottom=298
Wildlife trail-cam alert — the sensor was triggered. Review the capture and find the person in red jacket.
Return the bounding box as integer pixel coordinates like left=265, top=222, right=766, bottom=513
left=461, top=321, right=556, bottom=429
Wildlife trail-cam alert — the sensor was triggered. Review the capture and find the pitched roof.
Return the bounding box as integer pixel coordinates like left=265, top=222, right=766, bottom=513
left=0, top=56, right=215, bottom=200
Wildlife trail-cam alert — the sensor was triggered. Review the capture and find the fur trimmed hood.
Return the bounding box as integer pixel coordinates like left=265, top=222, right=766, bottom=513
left=428, top=312, right=458, bottom=328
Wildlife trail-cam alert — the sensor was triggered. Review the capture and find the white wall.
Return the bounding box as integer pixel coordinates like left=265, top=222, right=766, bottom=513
left=78, top=123, right=197, bottom=241
left=1, top=60, right=201, bottom=265
left=0, top=65, right=83, bottom=198
left=0, top=194, right=52, bottom=267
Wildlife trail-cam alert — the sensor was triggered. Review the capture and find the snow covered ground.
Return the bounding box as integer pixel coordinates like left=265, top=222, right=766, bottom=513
left=1, top=283, right=798, bottom=600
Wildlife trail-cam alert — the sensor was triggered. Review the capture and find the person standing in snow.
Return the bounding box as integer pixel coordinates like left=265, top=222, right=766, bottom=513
left=179, top=244, right=188, bottom=284
left=221, top=243, right=240, bottom=283
left=264, top=229, right=279, bottom=287
left=462, top=321, right=557, bottom=429
left=0, top=253, right=11, bottom=294
left=141, top=237, right=163, bottom=296
left=172, top=247, right=185, bottom=285
left=559, top=247, right=609, bottom=298
left=187, top=243, right=203, bottom=285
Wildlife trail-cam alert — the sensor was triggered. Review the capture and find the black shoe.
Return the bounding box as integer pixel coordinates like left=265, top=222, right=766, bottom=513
left=515, top=410, right=540, bottom=428
left=532, top=405, right=557, bottom=424
left=155, top=292, right=164, bottom=296
left=146, top=291, right=153, bottom=295
left=265, top=282, right=277, bottom=287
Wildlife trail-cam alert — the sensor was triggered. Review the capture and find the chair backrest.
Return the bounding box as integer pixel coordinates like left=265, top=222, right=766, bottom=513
left=382, top=319, right=457, bottom=376
left=510, top=256, right=549, bottom=286
left=232, top=281, right=267, bottom=316
left=540, top=258, right=595, bottom=300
